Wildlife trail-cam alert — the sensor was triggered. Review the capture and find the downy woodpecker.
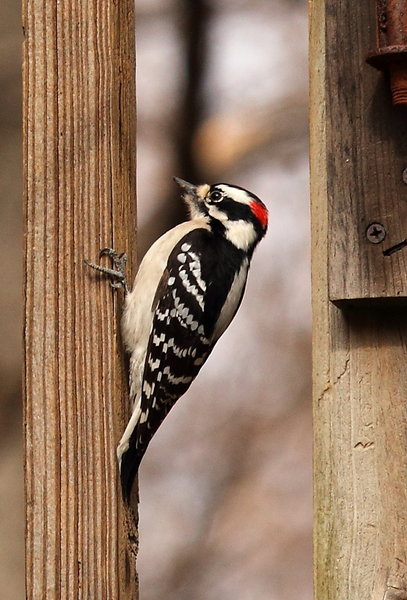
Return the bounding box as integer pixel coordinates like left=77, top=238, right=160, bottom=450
left=87, top=178, right=268, bottom=502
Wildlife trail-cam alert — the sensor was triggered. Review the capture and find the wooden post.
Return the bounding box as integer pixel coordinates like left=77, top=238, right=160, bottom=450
left=311, top=1, right=407, bottom=599
left=23, top=0, right=138, bottom=598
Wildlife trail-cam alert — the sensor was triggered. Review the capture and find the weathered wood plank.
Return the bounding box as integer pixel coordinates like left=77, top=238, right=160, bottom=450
left=23, top=0, right=138, bottom=597
left=325, top=0, right=407, bottom=303
left=311, top=1, right=407, bottom=598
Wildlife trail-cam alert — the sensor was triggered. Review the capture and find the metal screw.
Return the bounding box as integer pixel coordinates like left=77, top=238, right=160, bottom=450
left=402, top=167, right=407, bottom=185
left=366, top=222, right=386, bottom=244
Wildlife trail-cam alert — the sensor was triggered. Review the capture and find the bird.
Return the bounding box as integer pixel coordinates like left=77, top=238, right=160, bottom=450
left=86, top=177, right=268, bottom=502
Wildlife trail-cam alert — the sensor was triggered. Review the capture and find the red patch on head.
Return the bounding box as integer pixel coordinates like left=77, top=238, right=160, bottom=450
left=250, top=201, right=268, bottom=229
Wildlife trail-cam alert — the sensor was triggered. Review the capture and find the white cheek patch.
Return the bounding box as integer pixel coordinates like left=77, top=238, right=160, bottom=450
left=207, top=205, right=228, bottom=222
left=224, top=220, right=257, bottom=250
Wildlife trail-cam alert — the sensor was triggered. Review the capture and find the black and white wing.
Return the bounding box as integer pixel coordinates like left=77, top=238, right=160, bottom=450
left=119, top=228, right=249, bottom=501
left=120, top=232, right=212, bottom=500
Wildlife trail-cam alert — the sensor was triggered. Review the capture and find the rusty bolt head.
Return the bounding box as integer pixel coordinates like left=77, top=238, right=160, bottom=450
left=365, top=0, right=407, bottom=105
left=366, top=222, right=386, bottom=244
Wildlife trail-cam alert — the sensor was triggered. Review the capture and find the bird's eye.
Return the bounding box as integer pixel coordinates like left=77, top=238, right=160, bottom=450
left=209, top=190, right=223, bottom=202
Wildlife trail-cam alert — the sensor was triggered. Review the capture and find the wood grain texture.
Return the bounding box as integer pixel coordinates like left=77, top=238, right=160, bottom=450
left=325, top=0, right=407, bottom=303
left=23, top=0, right=138, bottom=597
left=311, top=1, right=407, bottom=599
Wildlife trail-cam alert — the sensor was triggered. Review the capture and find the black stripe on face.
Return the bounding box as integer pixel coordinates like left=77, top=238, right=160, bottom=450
left=209, top=197, right=254, bottom=222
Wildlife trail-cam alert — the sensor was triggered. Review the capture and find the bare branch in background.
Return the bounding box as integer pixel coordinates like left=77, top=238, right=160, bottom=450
left=176, top=0, right=212, bottom=184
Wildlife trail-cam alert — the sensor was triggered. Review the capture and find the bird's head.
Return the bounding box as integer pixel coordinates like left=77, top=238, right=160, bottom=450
left=174, top=177, right=268, bottom=252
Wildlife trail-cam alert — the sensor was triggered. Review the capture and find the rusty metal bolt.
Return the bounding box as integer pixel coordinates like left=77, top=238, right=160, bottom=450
left=366, top=0, right=407, bottom=106
left=366, top=222, right=386, bottom=244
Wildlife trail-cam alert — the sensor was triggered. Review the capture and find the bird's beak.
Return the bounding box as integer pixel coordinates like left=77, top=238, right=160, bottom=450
left=173, top=177, right=198, bottom=197
left=173, top=176, right=206, bottom=218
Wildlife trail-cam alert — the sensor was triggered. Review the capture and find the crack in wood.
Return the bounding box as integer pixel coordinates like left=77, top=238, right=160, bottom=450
left=383, top=239, right=407, bottom=257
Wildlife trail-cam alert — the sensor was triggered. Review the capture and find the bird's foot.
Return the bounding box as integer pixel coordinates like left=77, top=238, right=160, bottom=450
left=84, top=247, right=129, bottom=292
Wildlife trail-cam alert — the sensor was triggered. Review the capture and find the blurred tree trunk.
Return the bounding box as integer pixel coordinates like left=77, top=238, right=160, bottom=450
left=23, top=0, right=138, bottom=597
left=141, top=0, right=212, bottom=255
left=177, top=0, right=211, bottom=185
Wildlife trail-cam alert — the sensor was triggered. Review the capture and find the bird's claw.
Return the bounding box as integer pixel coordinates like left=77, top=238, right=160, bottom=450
left=84, top=248, right=129, bottom=292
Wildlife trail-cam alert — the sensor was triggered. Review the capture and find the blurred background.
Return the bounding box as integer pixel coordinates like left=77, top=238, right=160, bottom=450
left=0, top=0, right=311, bottom=598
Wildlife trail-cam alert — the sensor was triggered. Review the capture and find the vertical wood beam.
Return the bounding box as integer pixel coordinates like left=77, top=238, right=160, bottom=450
left=311, top=1, right=407, bottom=599
left=23, top=0, right=138, bottom=597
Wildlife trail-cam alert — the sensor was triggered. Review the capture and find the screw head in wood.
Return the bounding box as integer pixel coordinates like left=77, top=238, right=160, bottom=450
left=366, top=222, right=386, bottom=244
left=402, top=167, right=407, bottom=184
